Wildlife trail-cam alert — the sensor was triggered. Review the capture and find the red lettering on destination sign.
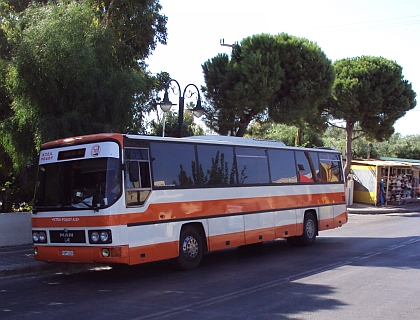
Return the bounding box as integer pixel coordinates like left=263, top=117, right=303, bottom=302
left=40, top=151, right=54, bottom=162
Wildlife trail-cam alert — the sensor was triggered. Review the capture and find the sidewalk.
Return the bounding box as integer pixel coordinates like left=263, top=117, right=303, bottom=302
left=1, top=203, right=419, bottom=278
left=347, top=201, right=420, bottom=214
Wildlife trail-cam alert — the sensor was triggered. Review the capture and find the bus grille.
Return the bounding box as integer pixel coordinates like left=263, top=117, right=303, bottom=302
left=49, top=230, right=86, bottom=244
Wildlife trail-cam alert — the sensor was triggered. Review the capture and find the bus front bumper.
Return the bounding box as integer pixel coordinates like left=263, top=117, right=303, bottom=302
left=33, top=245, right=130, bottom=265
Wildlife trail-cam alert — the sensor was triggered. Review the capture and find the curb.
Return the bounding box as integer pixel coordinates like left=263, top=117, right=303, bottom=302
left=348, top=207, right=420, bottom=215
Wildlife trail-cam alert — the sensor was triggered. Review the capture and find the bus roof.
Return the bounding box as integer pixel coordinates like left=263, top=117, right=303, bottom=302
left=125, top=134, right=340, bottom=153
left=185, top=135, right=286, bottom=147
left=41, top=133, right=124, bottom=149
left=41, top=133, right=340, bottom=154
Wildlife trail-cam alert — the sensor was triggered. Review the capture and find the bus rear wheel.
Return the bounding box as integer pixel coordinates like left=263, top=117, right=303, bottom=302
left=173, top=226, right=203, bottom=270
left=300, top=212, right=317, bottom=246
left=287, top=212, right=317, bottom=246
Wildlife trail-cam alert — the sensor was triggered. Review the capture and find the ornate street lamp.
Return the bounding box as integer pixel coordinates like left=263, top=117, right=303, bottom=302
left=158, top=79, right=205, bottom=138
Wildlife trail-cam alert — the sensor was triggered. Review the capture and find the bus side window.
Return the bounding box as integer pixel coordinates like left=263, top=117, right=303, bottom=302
left=235, top=147, right=270, bottom=184
left=197, top=144, right=236, bottom=185
left=124, top=148, right=151, bottom=206
left=267, top=149, right=297, bottom=183
left=140, top=162, right=151, bottom=188
left=129, top=162, right=140, bottom=182
left=309, top=151, right=321, bottom=182
left=150, top=142, right=196, bottom=187
left=295, top=151, right=319, bottom=183
left=319, top=153, right=343, bottom=182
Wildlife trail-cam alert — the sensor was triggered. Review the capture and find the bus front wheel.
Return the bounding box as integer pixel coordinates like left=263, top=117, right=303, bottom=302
left=173, top=226, right=203, bottom=270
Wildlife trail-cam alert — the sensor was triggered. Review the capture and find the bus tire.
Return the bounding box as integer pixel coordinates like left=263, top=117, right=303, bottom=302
left=299, top=212, right=317, bottom=246
left=173, top=226, right=203, bottom=270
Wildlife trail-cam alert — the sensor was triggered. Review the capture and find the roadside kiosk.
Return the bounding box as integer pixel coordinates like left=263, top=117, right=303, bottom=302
left=350, top=158, right=420, bottom=206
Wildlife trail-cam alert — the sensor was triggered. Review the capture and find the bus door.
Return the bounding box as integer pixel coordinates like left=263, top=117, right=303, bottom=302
left=124, top=148, right=152, bottom=206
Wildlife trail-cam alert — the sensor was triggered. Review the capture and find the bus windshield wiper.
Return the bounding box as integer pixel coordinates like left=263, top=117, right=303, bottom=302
left=32, top=205, right=71, bottom=214
left=72, top=199, right=99, bottom=212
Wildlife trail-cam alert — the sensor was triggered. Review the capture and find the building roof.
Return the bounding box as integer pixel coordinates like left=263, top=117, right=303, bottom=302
left=380, top=157, right=420, bottom=164
left=351, top=159, right=420, bottom=170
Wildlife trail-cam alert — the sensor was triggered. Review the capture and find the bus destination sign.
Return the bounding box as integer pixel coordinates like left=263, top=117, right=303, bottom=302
left=57, top=148, right=86, bottom=161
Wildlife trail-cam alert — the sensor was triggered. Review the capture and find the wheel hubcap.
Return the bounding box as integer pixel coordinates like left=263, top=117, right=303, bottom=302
left=182, top=236, right=199, bottom=260
left=306, top=219, right=315, bottom=239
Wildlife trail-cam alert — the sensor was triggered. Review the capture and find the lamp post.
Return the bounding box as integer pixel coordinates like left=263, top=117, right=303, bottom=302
left=158, top=79, right=205, bottom=138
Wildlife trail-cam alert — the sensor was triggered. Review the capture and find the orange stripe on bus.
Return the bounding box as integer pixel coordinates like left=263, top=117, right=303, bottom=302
left=128, top=241, right=178, bottom=265
left=275, top=223, right=299, bottom=238
left=246, top=224, right=304, bottom=243
left=208, top=222, right=302, bottom=251
left=142, top=192, right=345, bottom=225
left=318, top=211, right=348, bottom=231
left=32, top=192, right=346, bottom=228
left=245, top=227, right=276, bottom=244
left=334, top=211, right=348, bottom=227
left=208, top=231, right=246, bottom=251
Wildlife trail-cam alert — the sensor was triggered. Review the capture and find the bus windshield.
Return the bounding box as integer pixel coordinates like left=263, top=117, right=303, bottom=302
left=34, top=157, right=121, bottom=212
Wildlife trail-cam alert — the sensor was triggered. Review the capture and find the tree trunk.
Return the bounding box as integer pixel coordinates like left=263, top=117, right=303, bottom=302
left=343, top=122, right=354, bottom=182
left=235, top=111, right=255, bottom=137
left=295, top=127, right=301, bottom=146
left=235, top=123, right=248, bottom=137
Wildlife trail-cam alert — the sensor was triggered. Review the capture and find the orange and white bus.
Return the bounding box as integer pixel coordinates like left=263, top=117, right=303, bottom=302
left=32, top=133, right=347, bottom=270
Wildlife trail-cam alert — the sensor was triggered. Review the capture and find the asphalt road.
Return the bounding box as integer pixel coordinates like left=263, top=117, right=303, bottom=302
left=1, top=212, right=419, bottom=320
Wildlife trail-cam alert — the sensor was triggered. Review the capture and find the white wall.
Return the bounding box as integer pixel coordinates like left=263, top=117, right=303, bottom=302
left=0, top=212, right=32, bottom=246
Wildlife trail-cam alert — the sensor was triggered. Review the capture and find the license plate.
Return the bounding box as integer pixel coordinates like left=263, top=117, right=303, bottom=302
left=62, top=250, right=74, bottom=256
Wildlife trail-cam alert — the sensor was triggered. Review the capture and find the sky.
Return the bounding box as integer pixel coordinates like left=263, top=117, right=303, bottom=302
left=146, top=0, right=420, bottom=136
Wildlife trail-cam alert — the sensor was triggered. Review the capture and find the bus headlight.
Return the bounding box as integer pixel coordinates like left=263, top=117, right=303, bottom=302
left=100, top=231, right=109, bottom=242
left=32, top=231, right=47, bottom=243
left=39, top=232, right=47, bottom=242
left=88, top=229, right=112, bottom=244
left=90, top=231, right=100, bottom=243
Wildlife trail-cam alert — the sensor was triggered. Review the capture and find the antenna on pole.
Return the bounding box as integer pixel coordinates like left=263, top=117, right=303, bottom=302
left=220, top=38, right=237, bottom=48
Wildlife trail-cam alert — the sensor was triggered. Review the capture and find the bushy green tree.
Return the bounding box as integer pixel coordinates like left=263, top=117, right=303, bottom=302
left=0, top=0, right=167, bottom=210
left=202, top=33, right=335, bottom=137
left=322, top=126, right=346, bottom=152
left=372, top=134, right=420, bottom=160
left=8, top=1, right=167, bottom=142
left=325, top=56, right=416, bottom=178
left=345, top=133, right=420, bottom=160
left=245, top=121, right=324, bottom=147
